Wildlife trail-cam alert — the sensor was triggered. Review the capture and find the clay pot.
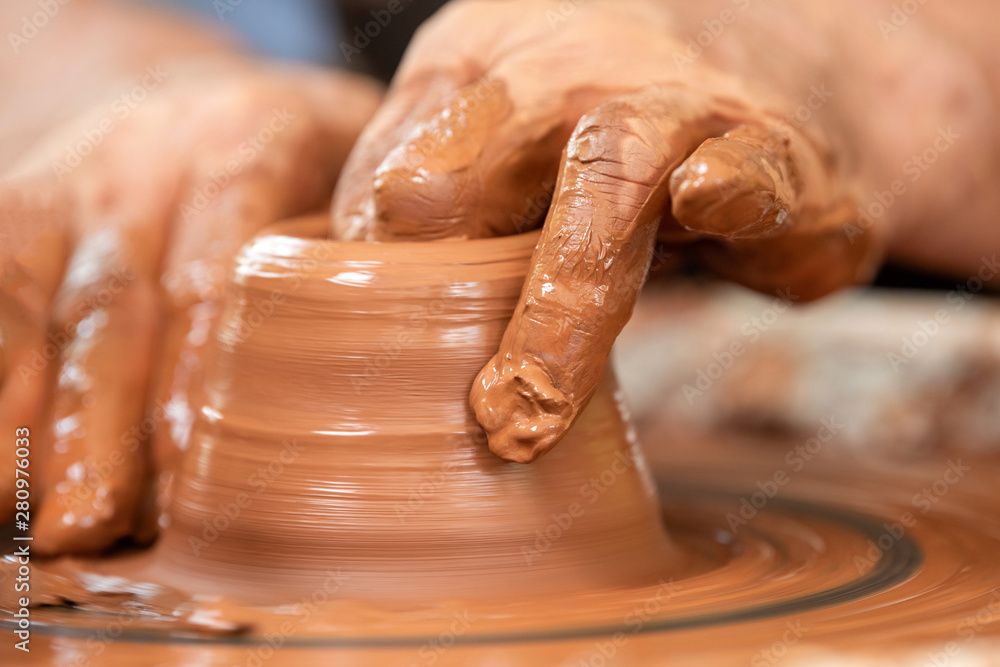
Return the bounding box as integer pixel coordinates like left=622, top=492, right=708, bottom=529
left=157, top=217, right=674, bottom=602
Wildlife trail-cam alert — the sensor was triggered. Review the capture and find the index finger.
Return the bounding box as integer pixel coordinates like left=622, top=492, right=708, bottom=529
left=470, top=86, right=743, bottom=463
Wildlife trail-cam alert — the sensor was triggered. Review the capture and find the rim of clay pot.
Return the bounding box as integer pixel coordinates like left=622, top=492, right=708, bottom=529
left=246, top=215, right=543, bottom=266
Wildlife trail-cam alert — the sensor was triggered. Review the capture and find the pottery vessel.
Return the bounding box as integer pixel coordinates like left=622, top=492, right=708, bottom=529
left=157, top=217, right=674, bottom=601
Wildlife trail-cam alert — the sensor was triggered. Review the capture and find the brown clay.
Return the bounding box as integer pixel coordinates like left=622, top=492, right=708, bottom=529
left=5, top=435, right=1000, bottom=665
left=0, top=217, right=672, bottom=606
left=2, top=219, right=1000, bottom=665
left=154, top=218, right=674, bottom=601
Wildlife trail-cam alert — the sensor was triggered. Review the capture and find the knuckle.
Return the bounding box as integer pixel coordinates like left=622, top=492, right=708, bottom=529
left=568, top=101, right=667, bottom=189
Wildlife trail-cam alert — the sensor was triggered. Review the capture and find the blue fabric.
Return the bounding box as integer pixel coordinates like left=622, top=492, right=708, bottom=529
left=149, top=0, right=345, bottom=65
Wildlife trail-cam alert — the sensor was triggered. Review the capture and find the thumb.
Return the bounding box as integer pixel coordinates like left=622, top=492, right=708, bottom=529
left=330, top=0, right=537, bottom=241
left=471, top=86, right=742, bottom=463
left=331, top=67, right=480, bottom=241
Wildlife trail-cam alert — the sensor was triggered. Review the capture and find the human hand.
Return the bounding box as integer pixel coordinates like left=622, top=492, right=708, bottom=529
left=0, top=62, right=381, bottom=554
left=332, top=0, right=883, bottom=462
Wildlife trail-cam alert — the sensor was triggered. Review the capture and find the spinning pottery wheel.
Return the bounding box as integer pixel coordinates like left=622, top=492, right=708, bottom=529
left=3, top=219, right=1000, bottom=665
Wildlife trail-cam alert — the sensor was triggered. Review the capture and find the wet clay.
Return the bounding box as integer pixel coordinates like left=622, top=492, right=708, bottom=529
left=5, top=444, right=1000, bottom=665
left=2, top=220, right=1000, bottom=664
left=2, top=218, right=674, bottom=612
left=155, top=218, right=674, bottom=601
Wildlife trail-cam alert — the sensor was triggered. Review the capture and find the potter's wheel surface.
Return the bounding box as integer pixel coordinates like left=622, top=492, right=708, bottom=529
left=13, top=485, right=923, bottom=643
left=6, top=448, right=1000, bottom=665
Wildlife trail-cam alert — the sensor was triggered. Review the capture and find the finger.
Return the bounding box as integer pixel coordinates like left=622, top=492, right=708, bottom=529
left=695, top=200, right=884, bottom=301
left=471, top=86, right=744, bottom=463
left=669, top=122, right=801, bottom=240
left=342, top=65, right=659, bottom=242
left=28, top=121, right=175, bottom=553
left=331, top=0, right=633, bottom=242
left=331, top=70, right=486, bottom=241
left=0, top=295, right=52, bottom=522
left=29, top=68, right=381, bottom=551
left=0, top=179, right=72, bottom=522
left=672, top=118, right=882, bottom=299
left=32, top=229, right=158, bottom=555
left=330, top=0, right=537, bottom=241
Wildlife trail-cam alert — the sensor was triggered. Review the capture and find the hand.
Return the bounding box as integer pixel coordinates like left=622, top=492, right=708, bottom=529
left=332, top=0, right=885, bottom=462
left=0, top=61, right=381, bottom=555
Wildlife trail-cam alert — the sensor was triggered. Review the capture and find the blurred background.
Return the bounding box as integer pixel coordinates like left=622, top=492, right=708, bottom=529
left=142, top=0, right=449, bottom=80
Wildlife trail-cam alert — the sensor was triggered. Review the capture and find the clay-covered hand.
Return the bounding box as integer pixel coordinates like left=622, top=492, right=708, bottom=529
left=0, top=62, right=381, bottom=555
left=332, top=0, right=883, bottom=463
